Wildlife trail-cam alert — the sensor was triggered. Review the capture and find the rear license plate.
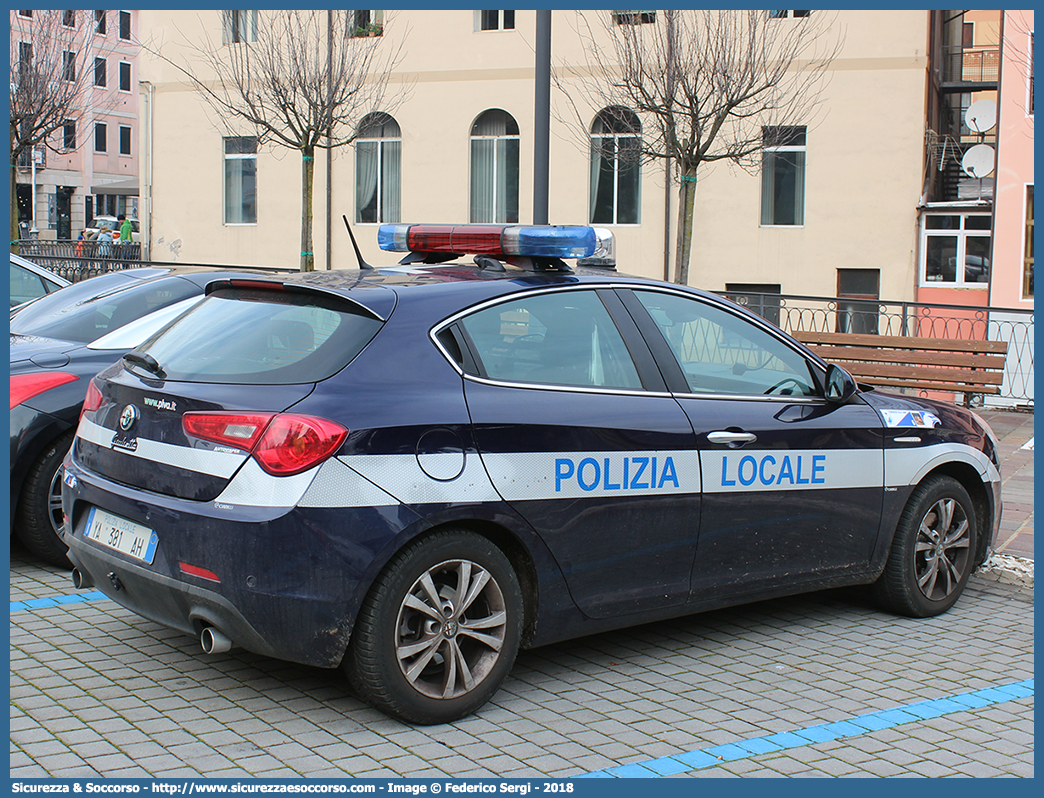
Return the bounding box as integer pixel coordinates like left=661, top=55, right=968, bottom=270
left=84, top=507, right=159, bottom=564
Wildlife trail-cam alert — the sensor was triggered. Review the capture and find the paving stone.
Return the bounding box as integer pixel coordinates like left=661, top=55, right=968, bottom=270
left=8, top=418, right=1035, bottom=781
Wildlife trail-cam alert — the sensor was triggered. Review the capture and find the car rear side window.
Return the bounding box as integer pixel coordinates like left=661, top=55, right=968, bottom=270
left=458, top=290, right=642, bottom=390
left=137, top=287, right=383, bottom=384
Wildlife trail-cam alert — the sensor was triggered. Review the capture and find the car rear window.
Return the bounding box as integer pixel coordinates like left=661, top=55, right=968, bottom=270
left=9, top=273, right=194, bottom=344
left=135, top=287, right=384, bottom=384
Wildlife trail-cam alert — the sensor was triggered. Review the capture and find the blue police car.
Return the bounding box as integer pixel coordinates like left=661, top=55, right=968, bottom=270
left=61, top=224, right=1001, bottom=724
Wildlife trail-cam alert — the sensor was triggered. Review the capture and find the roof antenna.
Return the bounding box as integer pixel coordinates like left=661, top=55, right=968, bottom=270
left=342, top=215, right=374, bottom=270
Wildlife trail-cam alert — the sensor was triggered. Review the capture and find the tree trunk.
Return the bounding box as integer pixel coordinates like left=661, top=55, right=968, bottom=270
left=673, top=171, right=697, bottom=285
left=300, top=146, right=315, bottom=272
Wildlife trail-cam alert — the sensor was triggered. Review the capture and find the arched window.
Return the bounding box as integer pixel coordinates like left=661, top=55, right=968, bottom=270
left=590, top=107, right=641, bottom=225
left=355, top=113, right=401, bottom=224
left=470, top=110, right=519, bottom=223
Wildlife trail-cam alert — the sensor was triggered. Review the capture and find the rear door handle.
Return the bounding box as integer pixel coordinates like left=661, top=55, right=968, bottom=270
left=707, top=431, right=758, bottom=446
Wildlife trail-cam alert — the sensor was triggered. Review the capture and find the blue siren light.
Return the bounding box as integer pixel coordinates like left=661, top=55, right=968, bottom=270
left=377, top=224, right=600, bottom=260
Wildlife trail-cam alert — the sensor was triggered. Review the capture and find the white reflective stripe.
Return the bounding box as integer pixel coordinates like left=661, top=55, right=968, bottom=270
left=482, top=450, right=701, bottom=500
left=702, top=449, right=883, bottom=494
left=299, top=457, right=399, bottom=508
left=214, top=459, right=319, bottom=508
left=75, top=416, right=247, bottom=478
left=341, top=452, right=501, bottom=506
left=885, top=442, right=1000, bottom=488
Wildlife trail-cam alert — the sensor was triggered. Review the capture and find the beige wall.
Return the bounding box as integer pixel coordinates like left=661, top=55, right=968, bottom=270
left=141, top=10, right=929, bottom=302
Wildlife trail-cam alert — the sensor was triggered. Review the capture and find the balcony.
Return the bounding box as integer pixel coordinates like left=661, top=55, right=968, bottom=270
left=941, top=45, right=1000, bottom=86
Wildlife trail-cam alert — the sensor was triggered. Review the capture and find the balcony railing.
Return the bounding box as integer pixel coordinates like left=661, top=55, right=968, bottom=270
left=941, top=45, right=1000, bottom=84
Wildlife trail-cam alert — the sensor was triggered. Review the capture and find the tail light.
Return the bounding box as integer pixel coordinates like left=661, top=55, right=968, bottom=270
left=81, top=378, right=104, bottom=416
left=10, top=372, right=79, bottom=410
left=183, top=412, right=348, bottom=476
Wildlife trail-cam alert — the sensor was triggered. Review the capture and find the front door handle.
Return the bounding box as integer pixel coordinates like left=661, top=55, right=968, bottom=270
left=707, top=431, right=758, bottom=446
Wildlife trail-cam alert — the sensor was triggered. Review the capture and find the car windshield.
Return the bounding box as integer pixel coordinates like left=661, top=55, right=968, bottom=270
left=9, top=272, right=195, bottom=344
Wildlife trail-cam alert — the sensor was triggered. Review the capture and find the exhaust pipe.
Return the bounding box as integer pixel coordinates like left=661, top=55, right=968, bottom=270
left=200, top=626, right=232, bottom=654
left=71, top=568, right=93, bottom=589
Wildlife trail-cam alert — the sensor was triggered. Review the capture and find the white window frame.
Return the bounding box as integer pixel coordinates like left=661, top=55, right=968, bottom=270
left=224, top=136, right=258, bottom=226
left=760, top=127, right=806, bottom=227
left=62, top=51, right=76, bottom=82
left=1023, top=184, right=1034, bottom=299
left=355, top=116, right=401, bottom=225
left=94, top=56, right=107, bottom=88
left=919, top=213, right=992, bottom=288
left=119, top=10, right=131, bottom=40
left=94, top=10, right=107, bottom=35
left=476, top=10, right=515, bottom=32
left=222, top=10, right=258, bottom=44
left=589, top=109, right=642, bottom=226
left=118, top=60, right=132, bottom=92
left=94, top=122, right=107, bottom=153
left=119, top=125, right=132, bottom=156
left=61, top=10, right=76, bottom=28
left=62, top=120, right=76, bottom=152
left=469, top=112, right=520, bottom=224
left=349, top=10, right=384, bottom=37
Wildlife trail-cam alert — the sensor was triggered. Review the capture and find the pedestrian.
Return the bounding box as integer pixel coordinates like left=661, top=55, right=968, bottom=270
left=99, top=227, right=114, bottom=260
left=75, top=230, right=87, bottom=271
left=118, top=215, right=134, bottom=261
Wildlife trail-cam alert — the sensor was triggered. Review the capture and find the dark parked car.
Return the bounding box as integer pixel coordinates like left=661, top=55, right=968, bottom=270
left=11, top=267, right=272, bottom=566
left=62, top=225, right=1001, bottom=724
left=10, top=252, right=70, bottom=308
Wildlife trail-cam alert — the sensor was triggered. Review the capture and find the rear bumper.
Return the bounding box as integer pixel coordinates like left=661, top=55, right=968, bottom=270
left=61, top=457, right=413, bottom=669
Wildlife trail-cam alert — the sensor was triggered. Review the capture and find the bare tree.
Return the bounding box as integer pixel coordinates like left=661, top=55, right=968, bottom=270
left=9, top=10, right=117, bottom=248
left=560, top=10, right=842, bottom=285
left=157, top=10, right=406, bottom=271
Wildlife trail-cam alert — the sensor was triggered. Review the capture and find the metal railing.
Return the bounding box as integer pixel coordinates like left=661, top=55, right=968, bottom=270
left=13, top=239, right=297, bottom=282
left=15, top=239, right=144, bottom=282
left=718, top=291, right=1033, bottom=408
left=941, top=45, right=1000, bottom=84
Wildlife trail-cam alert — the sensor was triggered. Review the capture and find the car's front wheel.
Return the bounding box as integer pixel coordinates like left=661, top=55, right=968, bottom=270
left=873, top=475, right=977, bottom=617
left=345, top=529, right=523, bottom=724
left=15, top=431, right=74, bottom=568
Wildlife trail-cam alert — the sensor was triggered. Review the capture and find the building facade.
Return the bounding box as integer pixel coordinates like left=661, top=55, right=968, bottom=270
left=135, top=8, right=1030, bottom=330
left=11, top=9, right=141, bottom=239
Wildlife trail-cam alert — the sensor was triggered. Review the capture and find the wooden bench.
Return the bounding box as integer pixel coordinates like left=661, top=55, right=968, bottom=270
left=792, top=331, right=1008, bottom=406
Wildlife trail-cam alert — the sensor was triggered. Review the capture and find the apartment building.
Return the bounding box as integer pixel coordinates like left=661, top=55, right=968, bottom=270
left=11, top=9, right=140, bottom=239
left=136, top=9, right=1030, bottom=323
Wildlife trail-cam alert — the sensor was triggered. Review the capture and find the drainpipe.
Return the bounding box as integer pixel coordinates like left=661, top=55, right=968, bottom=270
left=140, top=80, right=154, bottom=261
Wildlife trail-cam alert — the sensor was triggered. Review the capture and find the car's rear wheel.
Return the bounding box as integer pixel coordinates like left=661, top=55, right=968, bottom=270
left=345, top=529, right=522, bottom=724
left=873, top=475, right=977, bottom=617
left=15, top=431, right=74, bottom=568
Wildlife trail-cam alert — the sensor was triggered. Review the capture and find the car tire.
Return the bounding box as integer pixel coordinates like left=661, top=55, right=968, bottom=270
left=345, top=529, right=523, bottom=724
left=873, top=475, right=977, bottom=618
left=15, top=431, right=75, bottom=568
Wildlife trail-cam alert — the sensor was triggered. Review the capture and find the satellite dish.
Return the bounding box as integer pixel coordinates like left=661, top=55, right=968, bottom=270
left=965, top=99, right=997, bottom=133
left=961, top=144, right=995, bottom=178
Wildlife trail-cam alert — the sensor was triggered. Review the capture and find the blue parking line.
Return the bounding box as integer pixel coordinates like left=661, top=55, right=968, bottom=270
left=579, top=678, right=1034, bottom=778
left=10, top=590, right=107, bottom=613
left=10, top=590, right=1034, bottom=779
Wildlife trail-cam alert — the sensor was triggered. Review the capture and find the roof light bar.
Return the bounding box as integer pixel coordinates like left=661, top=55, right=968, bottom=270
left=377, top=224, right=600, bottom=260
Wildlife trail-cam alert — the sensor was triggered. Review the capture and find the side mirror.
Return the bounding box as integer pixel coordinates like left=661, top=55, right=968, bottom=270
left=825, top=363, right=858, bottom=403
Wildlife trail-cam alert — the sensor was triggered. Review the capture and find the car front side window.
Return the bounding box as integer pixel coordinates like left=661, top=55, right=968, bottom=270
left=458, top=290, right=643, bottom=391
left=634, top=289, right=817, bottom=397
